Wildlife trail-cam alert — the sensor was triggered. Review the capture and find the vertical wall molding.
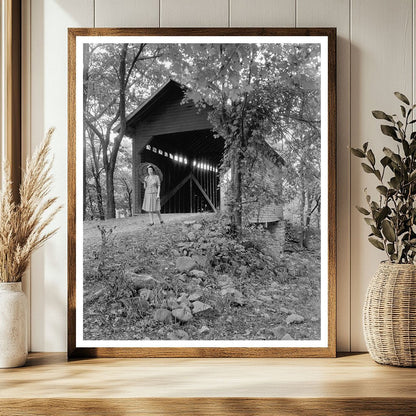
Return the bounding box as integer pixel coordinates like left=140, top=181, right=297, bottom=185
left=5, top=0, right=21, bottom=203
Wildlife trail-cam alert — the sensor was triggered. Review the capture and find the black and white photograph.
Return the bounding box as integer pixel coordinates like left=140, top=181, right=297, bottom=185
left=70, top=31, right=334, bottom=353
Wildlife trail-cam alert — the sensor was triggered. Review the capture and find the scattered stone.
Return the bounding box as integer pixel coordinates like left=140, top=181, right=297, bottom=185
left=153, top=309, right=172, bottom=323
left=220, top=287, right=246, bottom=306
left=172, top=307, right=193, bottom=323
left=176, top=256, right=197, bottom=272
left=239, top=265, right=248, bottom=277
left=191, top=278, right=202, bottom=286
left=189, top=270, right=206, bottom=279
left=184, top=220, right=196, bottom=225
left=175, top=329, right=189, bottom=340
left=177, top=293, right=188, bottom=303
left=139, top=288, right=152, bottom=301
left=166, top=297, right=180, bottom=310
left=192, top=300, right=212, bottom=315
left=192, top=223, right=203, bottom=231
left=217, top=274, right=234, bottom=289
left=280, top=307, right=291, bottom=314
left=187, top=232, right=196, bottom=241
left=84, top=287, right=106, bottom=304
left=189, top=292, right=203, bottom=302
left=281, top=333, right=294, bottom=340
left=198, top=325, right=210, bottom=334
left=271, top=326, right=286, bottom=339
left=125, top=271, right=161, bottom=290
left=192, top=255, right=208, bottom=268
left=286, top=314, right=305, bottom=325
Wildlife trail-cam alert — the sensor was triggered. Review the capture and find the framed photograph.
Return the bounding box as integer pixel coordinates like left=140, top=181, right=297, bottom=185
left=68, top=28, right=336, bottom=358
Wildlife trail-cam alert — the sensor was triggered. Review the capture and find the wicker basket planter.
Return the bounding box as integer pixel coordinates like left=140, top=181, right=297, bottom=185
left=363, top=262, right=416, bottom=367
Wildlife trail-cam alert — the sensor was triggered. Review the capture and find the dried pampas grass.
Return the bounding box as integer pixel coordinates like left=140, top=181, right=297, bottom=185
left=0, top=128, right=61, bottom=282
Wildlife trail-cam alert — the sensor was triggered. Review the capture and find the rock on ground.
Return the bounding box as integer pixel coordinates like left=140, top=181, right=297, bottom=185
left=85, top=287, right=106, bottom=304
left=153, top=308, right=172, bottom=322
left=125, top=271, right=161, bottom=290
left=192, top=301, right=212, bottom=315
left=189, top=270, right=206, bottom=279
left=172, top=307, right=193, bottom=322
left=176, top=256, right=197, bottom=272
left=286, top=314, right=305, bottom=325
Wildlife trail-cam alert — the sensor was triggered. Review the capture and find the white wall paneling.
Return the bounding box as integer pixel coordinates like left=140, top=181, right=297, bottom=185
left=297, top=0, right=351, bottom=352
left=24, top=0, right=416, bottom=352
left=230, top=0, right=295, bottom=27
left=350, top=0, right=413, bottom=351
left=29, top=0, right=94, bottom=352
left=95, top=0, right=159, bottom=28
left=160, top=0, right=229, bottom=27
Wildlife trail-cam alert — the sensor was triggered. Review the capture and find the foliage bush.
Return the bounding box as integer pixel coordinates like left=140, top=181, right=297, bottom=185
left=352, top=92, right=416, bottom=263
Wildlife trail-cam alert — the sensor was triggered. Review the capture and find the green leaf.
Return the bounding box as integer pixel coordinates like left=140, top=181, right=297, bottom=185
left=381, top=125, right=399, bottom=141
left=376, top=206, right=390, bottom=224
left=368, top=237, right=385, bottom=251
left=380, top=156, right=390, bottom=167
left=366, top=149, right=375, bottom=166
left=371, top=225, right=382, bottom=238
left=372, top=110, right=394, bottom=122
left=374, top=170, right=382, bottom=181
left=350, top=147, right=366, bottom=158
left=361, top=163, right=374, bottom=174
left=409, top=169, right=416, bottom=182
left=376, top=185, right=388, bottom=196
left=356, top=206, right=370, bottom=215
left=362, top=142, right=369, bottom=152
left=364, top=217, right=375, bottom=226
left=403, top=140, right=410, bottom=156
left=400, top=105, right=407, bottom=117
left=381, top=219, right=396, bottom=242
left=383, top=147, right=402, bottom=164
left=387, top=243, right=395, bottom=255
left=394, top=91, right=410, bottom=105
left=389, top=176, right=401, bottom=189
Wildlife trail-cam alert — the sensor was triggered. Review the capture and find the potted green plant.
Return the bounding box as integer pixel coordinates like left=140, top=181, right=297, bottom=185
left=352, top=92, right=416, bottom=366
left=0, top=128, right=60, bottom=368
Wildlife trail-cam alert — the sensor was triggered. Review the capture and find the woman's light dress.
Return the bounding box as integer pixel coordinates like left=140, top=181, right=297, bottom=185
left=142, top=174, right=161, bottom=212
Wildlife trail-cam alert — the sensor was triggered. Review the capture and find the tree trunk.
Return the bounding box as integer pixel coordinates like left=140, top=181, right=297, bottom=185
left=82, top=44, right=90, bottom=221
left=299, top=178, right=306, bottom=248
left=106, top=166, right=116, bottom=219
left=303, top=188, right=312, bottom=249
left=228, top=131, right=243, bottom=238
left=95, top=177, right=105, bottom=220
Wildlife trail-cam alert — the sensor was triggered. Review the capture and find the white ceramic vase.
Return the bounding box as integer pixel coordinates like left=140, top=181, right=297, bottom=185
left=0, top=282, right=28, bottom=368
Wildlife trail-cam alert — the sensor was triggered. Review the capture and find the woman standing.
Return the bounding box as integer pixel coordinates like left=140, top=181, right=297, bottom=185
left=142, top=165, right=163, bottom=225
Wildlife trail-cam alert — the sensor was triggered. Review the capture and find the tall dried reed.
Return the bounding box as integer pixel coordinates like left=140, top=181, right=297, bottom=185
left=0, top=128, right=61, bottom=282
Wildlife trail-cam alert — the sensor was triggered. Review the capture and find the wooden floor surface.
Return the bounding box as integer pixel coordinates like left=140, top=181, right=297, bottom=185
left=1, top=352, right=415, bottom=415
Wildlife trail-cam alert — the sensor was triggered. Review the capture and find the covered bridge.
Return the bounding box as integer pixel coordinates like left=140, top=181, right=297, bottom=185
left=124, top=79, right=285, bottom=224
left=124, top=79, right=222, bottom=215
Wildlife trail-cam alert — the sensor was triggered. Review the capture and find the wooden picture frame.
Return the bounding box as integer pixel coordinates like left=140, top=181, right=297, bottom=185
left=68, top=28, right=336, bottom=358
